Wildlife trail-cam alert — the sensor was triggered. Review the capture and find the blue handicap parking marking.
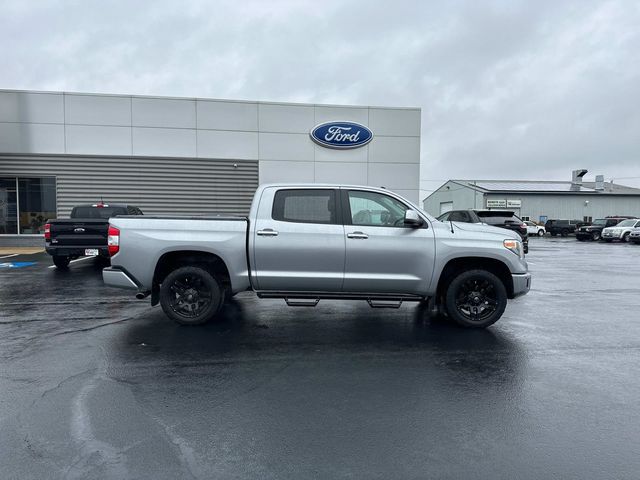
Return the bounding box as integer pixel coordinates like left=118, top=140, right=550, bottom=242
left=0, top=261, right=37, bottom=269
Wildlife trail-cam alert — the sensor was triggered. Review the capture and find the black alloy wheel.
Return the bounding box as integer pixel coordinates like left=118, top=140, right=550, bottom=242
left=160, top=266, right=222, bottom=325
left=445, top=270, right=507, bottom=328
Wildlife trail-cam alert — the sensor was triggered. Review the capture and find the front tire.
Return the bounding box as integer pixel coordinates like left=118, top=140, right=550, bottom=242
left=160, top=266, right=223, bottom=325
left=623, top=232, right=631, bottom=243
left=592, top=231, right=601, bottom=241
left=53, top=255, right=70, bottom=269
left=444, top=270, right=507, bottom=328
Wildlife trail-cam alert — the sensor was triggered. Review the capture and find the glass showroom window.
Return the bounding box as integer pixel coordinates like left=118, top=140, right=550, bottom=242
left=18, top=178, right=57, bottom=234
left=0, top=178, right=18, bottom=234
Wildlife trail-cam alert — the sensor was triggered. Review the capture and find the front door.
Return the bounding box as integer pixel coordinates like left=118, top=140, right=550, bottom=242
left=252, top=187, right=345, bottom=291
left=342, top=189, right=435, bottom=295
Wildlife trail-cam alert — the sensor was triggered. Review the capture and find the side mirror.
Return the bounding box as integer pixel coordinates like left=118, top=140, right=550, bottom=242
left=404, top=210, right=423, bottom=227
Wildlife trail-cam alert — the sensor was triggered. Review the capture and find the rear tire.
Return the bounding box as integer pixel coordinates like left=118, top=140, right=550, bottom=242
left=444, top=269, right=507, bottom=328
left=53, top=255, right=70, bottom=269
left=560, top=229, right=569, bottom=237
left=537, top=229, right=545, bottom=236
left=160, top=266, right=223, bottom=325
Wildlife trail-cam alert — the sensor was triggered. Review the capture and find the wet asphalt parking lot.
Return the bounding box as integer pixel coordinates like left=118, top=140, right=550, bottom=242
left=1, top=237, right=640, bottom=479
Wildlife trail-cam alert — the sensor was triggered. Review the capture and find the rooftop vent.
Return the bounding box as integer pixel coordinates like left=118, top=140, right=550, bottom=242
left=571, top=169, right=588, bottom=185
left=570, top=169, right=588, bottom=191
left=595, top=175, right=605, bottom=191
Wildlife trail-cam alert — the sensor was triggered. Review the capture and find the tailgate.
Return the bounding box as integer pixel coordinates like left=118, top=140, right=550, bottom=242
left=50, top=220, right=109, bottom=246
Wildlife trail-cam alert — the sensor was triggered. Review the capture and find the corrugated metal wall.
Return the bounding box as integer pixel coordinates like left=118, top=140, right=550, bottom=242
left=0, top=155, right=259, bottom=217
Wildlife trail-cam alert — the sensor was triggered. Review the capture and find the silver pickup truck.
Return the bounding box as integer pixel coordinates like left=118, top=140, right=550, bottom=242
left=103, top=184, right=531, bottom=328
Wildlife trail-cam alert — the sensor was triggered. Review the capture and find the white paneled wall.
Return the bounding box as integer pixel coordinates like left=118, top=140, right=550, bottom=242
left=0, top=90, right=421, bottom=203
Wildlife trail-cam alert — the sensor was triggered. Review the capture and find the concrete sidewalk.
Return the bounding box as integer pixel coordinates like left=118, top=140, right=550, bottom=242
left=0, top=247, right=45, bottom=255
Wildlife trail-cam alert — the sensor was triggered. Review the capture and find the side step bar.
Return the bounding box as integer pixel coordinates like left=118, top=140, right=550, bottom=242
left=285, top=298, right=320, bottom=307
left=367, top=299, right=403, bottom=309
left=256, top=291, right=423, bottom=309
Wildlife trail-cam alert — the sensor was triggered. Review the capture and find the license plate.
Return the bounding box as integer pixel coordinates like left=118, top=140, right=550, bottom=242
left=85, top=249, right=99, bottom=256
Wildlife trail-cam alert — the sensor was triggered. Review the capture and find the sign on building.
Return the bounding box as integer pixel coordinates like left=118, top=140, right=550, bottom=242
left=310, top=121, right=374, bottom=149
left=486, top=199, right=507, bottom=208
left=507, top=200, right=522, bottom=208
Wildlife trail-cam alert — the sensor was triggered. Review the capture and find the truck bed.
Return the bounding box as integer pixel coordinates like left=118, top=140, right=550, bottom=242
left=107, top=215, right=251, bottom=295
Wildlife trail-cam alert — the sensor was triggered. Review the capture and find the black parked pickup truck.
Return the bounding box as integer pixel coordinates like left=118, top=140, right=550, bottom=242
left=437, top=209, right=529, bottom=254
left=45, top=203, right=143, bottom=268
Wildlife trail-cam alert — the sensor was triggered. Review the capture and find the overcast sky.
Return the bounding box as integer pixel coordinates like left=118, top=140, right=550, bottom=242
left=2, top=0, right=639, bottom=196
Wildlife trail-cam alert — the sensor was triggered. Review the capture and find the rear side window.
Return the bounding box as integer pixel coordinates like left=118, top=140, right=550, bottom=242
left=272, top=189, right=337, bottom=224
left=126, top=206, right=144, bottom=215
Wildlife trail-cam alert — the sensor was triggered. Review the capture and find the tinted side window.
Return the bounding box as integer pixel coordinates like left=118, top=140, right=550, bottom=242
left=449, top=211, right=471, bottom=222
left=438, top=212, right=451, bottom=221
left=272, top=189, right=337, bottom=224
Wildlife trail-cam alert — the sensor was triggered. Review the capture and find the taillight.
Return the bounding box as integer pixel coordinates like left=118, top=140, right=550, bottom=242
left=108, top=225, right=120, bottom=256
left=44, top=223, right=51, bottom=241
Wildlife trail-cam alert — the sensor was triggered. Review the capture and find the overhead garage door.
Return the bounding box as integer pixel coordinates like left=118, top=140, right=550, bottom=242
left=0, top=155, right=259, bottom=217
left=439, top=201, right=453, bottom=215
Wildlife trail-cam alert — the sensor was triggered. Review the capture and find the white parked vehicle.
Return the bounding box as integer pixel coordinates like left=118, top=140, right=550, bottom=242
left=629, top=227, right=640, bottom=244
left=601, top=219, right=640, bottom=242
left=524, top=221, right=545, bottom=237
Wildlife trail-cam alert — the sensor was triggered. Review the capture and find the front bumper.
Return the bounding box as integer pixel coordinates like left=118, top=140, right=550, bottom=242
left=602, top=231, right=622, bottom=240
left=511, top=273, right=532, bottom=298
left=103, top=267, right=139, bottom=290
left=576, top=231, right=595, bottom=239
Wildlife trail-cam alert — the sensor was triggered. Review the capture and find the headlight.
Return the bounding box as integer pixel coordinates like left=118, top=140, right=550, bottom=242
left=504, top=239, right=524, bottom=258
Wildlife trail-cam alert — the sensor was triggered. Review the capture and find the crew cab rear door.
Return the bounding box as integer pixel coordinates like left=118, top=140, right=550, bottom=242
left=341, top=189, right=435, bottom=295
left=252, top=187, right=345, bottom=291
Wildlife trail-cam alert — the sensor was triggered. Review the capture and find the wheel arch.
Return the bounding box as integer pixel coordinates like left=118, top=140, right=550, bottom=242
left=151, top=250, right=231, bottom=306
left=436, top=257, right=514, bottom=302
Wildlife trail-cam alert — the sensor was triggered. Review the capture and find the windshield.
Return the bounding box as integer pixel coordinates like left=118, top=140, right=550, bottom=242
left=592, top=219, right=607, bottom=226
left=616, top=219, right=636, bottom=227
left=71, top=206, right=127, bottom=219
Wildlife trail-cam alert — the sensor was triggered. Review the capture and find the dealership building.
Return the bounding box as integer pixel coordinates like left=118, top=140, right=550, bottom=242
left=423, top=170, right=640, bottom=223
left=0, top=89, right=421, bottom=244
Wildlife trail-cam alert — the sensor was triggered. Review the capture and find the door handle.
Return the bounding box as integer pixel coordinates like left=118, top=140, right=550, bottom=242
left=257, top=228, right=279, bottom=237
left=347, top=231, right=368, bottom=239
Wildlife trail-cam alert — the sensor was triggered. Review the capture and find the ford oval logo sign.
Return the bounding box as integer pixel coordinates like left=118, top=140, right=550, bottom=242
left=310, top=121, right=373, bottom=149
